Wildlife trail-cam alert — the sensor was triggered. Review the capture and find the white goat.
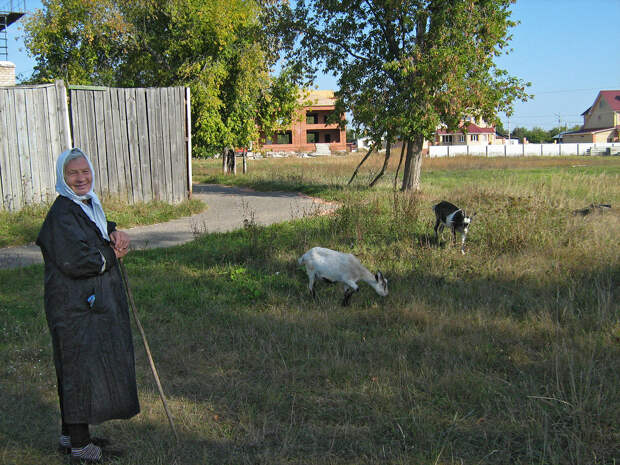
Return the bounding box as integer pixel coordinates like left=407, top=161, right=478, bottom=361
left=298, top=247, right=388, bottom=306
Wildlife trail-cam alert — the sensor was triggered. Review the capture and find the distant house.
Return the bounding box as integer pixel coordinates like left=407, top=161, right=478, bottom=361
left=259, top=90, right=347, bottom=154
left=434, top=117, right=497, bottom=146
left=562, top=90, right=620, bottom=143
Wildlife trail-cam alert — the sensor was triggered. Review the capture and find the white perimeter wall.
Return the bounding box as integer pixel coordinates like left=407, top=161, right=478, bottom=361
left=428, top=142, right=620, bottom=158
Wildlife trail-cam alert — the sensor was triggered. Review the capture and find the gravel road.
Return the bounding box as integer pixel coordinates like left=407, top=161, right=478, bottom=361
left=0, top=184, right=337, bottom=269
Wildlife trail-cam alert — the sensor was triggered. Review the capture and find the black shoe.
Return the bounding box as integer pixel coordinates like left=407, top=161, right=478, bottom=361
left=58, top=437, right=112, bottom=455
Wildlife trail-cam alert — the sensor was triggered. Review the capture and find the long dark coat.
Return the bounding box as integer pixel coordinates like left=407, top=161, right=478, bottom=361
left=36, top=196, right=140, bottom=425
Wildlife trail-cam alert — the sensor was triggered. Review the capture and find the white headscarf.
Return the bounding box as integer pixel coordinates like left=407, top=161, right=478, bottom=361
left=55, top=148, right=110, bottom=241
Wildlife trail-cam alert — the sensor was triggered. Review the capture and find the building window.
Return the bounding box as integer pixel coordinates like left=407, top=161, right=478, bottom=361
left=325, top=134, right=331, bottom=143
left=441, top=135, right=453, bottom=144
left=306, top=113, right=318, bottom=124
left=471, top=134, right=479, bottom=141
left=307, top=132, right=318, bottom=143
left=458, top=135, right=465, bottom=143
left=271, top=132, right=291, bottom=144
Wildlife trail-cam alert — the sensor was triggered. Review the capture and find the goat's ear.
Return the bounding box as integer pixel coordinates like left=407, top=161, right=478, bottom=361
left=376, top=271, right=384, bottom=282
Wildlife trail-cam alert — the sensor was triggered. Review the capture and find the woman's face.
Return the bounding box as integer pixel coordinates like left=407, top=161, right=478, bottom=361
left=64, top=156, right=93, bottom=196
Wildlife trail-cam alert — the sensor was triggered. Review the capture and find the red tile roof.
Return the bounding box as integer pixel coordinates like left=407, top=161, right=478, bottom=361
left=601, top=90, right=620, bottom=112
left=581, top=90, right=620, bottom=115
left=436, top=122, right=495, bottom=135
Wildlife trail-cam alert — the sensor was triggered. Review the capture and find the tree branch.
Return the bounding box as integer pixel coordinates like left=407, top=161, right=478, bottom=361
left=392, top=140, right=407, bottom=191
left=369, top=140, right=391, bottom=187
left=347, top=145, right=375, bottom=185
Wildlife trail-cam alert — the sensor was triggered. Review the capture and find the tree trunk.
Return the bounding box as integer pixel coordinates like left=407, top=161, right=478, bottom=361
left=401, top=136, right=424, bottom=191
left=369, top=141, right=391, bottom=187
left=393, top=141, right=407, bottom=191
left=231, top=149, right=237, bottom=175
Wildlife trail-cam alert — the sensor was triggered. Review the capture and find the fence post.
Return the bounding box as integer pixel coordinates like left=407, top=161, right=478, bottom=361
left=242, top=148, right=247, bottom=174
left=186, top=87, right=192, bottom=198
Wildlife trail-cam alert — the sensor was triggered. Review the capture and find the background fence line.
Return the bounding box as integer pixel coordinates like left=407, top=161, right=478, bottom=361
left=0, top=80, right=190, bottom=212
left=428, top=142, right=620, bottom=158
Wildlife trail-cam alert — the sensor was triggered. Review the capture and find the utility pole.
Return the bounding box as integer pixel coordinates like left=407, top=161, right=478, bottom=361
left=507, top=118, right=511, bottom=143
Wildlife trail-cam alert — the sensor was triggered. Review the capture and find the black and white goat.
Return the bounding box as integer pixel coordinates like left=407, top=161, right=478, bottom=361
left=298, top=247, right=388, bottom=306
left=433, top=201, right=476, bottom=254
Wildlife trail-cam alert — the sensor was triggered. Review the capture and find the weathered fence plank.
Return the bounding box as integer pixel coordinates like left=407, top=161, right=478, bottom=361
left=27, top=88, right=44, bottom=203
left=2, top=89, right=22, bottom=210
left=160, top=88, right=173, bottom=202
left=135, top=88, right=153, bottom=202
left=124, top=88, right=143, bottom=204
left=43, top=85, right=61, bottom=200
left=14, top=88, right=34, bottom=206
left=93, top=90, right=110, bottom=197
left=146, top=88, right=161, bottom=200
left=169, top=87, right=183, bottom=202
left=102, top=88, right=119, bottom=197
left=0, top=89, right=10, bottom=210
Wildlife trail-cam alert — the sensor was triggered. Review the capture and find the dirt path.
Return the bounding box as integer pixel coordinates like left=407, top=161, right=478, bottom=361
left=0, top=184, right=337, bottom=269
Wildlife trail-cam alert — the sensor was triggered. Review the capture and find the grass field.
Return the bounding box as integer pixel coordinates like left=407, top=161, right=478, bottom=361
left=1, top=154, right=619, bottom=464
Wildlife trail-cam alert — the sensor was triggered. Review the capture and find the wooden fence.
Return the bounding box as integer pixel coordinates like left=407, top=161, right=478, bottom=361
left=0, top=81, right=71, bottom=211
left=70, top=86, right=191, bottom=204
left=0, top=80, right=191, bottom=211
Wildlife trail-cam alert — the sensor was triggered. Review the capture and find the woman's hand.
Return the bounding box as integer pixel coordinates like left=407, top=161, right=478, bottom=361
left=110, top=230, right=131, bottom=259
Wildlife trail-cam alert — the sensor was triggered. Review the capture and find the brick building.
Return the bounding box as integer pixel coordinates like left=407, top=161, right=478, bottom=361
left=260, top=90, right=347, bottom=154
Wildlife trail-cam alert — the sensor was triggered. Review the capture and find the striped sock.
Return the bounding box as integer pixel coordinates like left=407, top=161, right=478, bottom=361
left=60, top=434, right=71, bottom=448
left=71, top=443, right=102, bottom=461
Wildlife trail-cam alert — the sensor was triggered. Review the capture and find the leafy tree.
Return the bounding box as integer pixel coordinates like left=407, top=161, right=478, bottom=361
left=23, top=0, right=301, bottom=157
left=22, top=0, right=129, bottom=85
left=510, top=125, right=583, bottom=143
left=284, top=0, right=529, bottom=190
left=495, top=119, right=506, bottom=135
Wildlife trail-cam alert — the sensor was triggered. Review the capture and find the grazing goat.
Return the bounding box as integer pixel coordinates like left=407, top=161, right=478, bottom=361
left=433, top=201, right=476, bottom=254
left=298, top=247, right=388, bottom=306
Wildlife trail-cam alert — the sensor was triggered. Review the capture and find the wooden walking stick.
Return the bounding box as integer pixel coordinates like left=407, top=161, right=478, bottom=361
left=119, top=259, right=179, bottom=442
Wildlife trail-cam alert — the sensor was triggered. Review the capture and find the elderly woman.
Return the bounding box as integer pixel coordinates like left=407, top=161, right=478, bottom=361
left=36, top=148, right=139, bottom=462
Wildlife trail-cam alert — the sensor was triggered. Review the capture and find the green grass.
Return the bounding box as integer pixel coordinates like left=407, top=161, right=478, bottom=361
left=1, top=155, right=619, bottom=464
left=0, top=198, right=206, bottom=248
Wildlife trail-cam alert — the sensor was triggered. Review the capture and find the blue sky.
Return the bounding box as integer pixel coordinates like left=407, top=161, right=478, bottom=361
left=4, top=0, right=620, bottom=130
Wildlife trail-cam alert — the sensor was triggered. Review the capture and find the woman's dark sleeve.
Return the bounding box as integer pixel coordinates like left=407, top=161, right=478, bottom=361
left=107, top=221, right=117, bottom=235
left=38, top=206, right=117, bottom=279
